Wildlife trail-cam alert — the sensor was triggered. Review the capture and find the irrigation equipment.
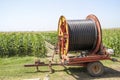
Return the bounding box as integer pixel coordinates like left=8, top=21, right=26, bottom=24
left=24, top=14, right=120, bottom=77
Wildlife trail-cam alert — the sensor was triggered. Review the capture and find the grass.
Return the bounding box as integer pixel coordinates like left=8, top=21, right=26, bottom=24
left=0, top=56, right=120, bottom=80
left=0, top=57, right=39, bottom=80
left=0, top=56, right=67, bottom=80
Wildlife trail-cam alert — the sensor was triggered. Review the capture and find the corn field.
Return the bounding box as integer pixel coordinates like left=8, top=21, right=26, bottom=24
left=0, top=28, right=119, bottom=57
left=0, top=32, right=46, bottom=57
left=42, top=31, right=57, bottom=45
left=102, top=28, right=120, bottom=57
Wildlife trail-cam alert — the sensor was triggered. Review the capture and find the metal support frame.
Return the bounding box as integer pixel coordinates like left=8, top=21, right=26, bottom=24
left=24, top=53, right=112, bottom=73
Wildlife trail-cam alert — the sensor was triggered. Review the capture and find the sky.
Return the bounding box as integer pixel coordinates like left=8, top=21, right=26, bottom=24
left=0, top=0, right=120, bottom=31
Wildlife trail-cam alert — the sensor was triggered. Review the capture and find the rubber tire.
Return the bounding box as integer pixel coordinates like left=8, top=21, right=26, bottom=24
left=87, top=61, right=104, bottom=77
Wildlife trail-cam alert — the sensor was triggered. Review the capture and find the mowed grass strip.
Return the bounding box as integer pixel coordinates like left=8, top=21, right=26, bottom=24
left=0, top=57, right=49, bottom=80
left=0, top=57, right=120, bottom=80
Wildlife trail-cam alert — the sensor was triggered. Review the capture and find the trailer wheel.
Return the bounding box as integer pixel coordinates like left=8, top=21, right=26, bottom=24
left=87, top=61, right=104, bottom=77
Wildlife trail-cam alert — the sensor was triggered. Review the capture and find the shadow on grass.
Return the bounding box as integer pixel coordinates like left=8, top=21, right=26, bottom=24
left=64, top=66, right=120, bottom=80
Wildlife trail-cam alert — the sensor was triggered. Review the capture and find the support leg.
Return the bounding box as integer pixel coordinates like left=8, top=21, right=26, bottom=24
left=36, top=66, right=40, bottom=72
left=49, top=61, right=54, bottom=73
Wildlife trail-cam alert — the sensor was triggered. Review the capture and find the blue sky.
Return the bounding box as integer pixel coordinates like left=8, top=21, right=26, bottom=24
left=0, top=0, right=120, bottom=31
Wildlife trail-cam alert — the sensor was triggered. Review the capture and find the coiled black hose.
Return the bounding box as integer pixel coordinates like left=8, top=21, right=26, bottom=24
left=67, top=19, right=97, bottom=51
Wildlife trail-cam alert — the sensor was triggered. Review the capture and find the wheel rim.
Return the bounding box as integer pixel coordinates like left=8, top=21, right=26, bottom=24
left=92, top=63, right=101, bottom=74
left=58, top=16, right=69, bottom=56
